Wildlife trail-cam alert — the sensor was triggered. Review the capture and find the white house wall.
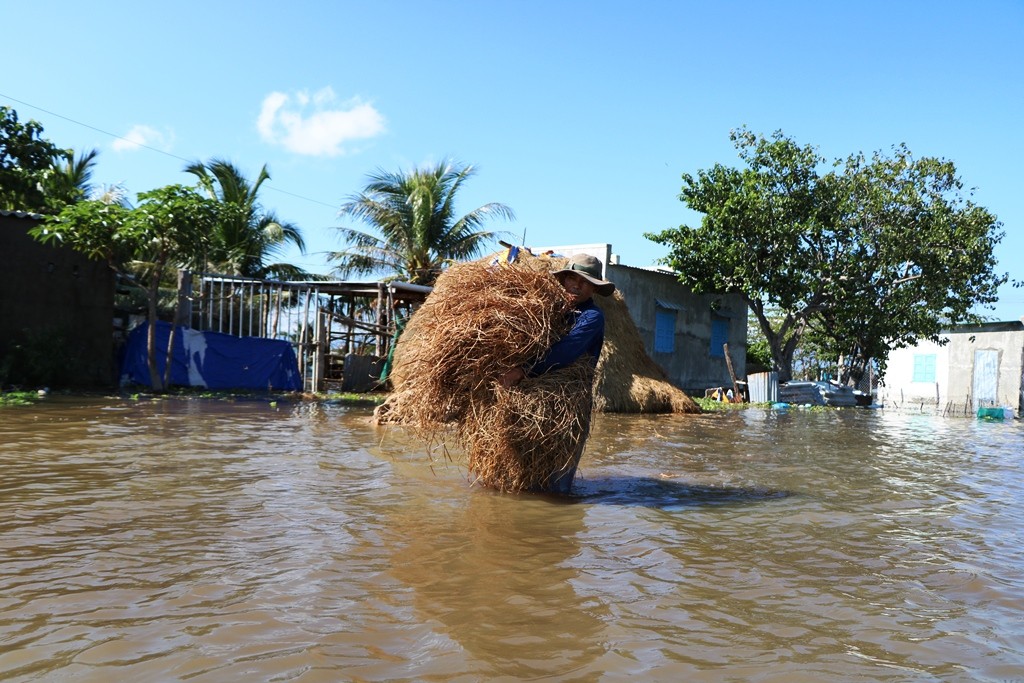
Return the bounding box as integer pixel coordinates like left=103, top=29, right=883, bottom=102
left=879, top=338, right=950, bottom=410
left=947, top=329, right=1024, bottom=414
left=879, top=326, right=1024, bottom=416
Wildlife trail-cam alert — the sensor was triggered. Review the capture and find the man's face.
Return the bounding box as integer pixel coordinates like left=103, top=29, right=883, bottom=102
left=560, top=272, right=595, bottom=305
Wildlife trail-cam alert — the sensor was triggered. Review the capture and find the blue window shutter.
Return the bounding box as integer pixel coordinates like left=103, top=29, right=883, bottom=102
left=654, top=309, right=676, bottom=353
left=912, top=354, right=937, bottom=382
left=710, top=318, right=729, bottom=357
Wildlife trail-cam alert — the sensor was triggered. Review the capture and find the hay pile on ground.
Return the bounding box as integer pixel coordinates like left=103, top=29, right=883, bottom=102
left=377, top=260, right=590, bottom=492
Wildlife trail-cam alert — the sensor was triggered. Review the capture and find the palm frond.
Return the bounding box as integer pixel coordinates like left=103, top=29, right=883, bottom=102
left=185, top=158, right=307, bottom=278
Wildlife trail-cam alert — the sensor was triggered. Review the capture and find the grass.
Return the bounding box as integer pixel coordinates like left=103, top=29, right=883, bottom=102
left=693, top=396, right=752, bottom=411
left=5, top=388, right=835, bottom=413
left=0, top=391, right=41, bottom=407
left=1, top=386, right=388, bottom=408
left=692, top=397, right=836, bottom=412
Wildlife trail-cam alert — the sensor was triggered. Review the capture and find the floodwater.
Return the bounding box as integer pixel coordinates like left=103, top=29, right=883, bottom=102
left=1, top=398, right=1022, bottom=683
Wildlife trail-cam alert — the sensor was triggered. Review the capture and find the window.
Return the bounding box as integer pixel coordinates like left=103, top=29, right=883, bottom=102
left=912, top=353, right=936, bottom=383
left=654, top=308, right=676, bottom=353
left=710, top=318, right=729, bottom=358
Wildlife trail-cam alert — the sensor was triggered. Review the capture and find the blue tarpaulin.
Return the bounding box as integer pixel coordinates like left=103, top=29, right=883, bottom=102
left=121, top=321, right=302, bottom=391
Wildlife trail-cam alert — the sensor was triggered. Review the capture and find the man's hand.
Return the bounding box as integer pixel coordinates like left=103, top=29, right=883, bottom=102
left=499, top=367, right=526, bottom=388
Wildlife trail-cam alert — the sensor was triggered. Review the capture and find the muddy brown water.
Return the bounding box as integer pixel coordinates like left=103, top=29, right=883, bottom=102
left=1, top=397, right=1022, bottom=682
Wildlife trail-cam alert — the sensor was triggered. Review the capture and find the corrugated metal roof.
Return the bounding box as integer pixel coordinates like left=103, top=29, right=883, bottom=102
left=0, top=209, right=43, bottom=219
left=943, top=320, right=1024, bottom=333
left=655, top=298, right=685, bottom=311
left=609, top=262, right=678, bottom=275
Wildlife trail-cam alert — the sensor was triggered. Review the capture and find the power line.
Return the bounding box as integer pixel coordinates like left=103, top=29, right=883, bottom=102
left=1, top=91, right=193, bottom=164
left=0, top=91, right=339, bottom=210
left=269, top=185, right=338, bottom=209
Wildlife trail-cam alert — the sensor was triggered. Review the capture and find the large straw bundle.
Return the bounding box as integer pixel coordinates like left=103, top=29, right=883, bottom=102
left=374, top=249, right=702, bottom=490
left=387, top=260, right=567, bottom=390
left=377, top=260, right=591, bottom=492
left=383, top=260, right=572, bottom=423
left=378, top=251, right=701, bottom=422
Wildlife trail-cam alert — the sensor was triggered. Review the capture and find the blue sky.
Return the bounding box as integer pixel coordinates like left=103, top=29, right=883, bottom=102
left=5, top=0, right=1022, bottom=320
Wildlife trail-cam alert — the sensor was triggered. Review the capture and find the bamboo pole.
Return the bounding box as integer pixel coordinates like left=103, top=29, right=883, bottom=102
left=723, top=343, right=743, bottom=402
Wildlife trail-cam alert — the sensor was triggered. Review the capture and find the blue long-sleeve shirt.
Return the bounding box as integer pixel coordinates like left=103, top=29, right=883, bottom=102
left=528, top=299, right=605, bottom=376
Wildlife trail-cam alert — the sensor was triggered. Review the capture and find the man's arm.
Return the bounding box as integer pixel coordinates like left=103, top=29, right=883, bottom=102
left=529, top=308, right=604, bottom=376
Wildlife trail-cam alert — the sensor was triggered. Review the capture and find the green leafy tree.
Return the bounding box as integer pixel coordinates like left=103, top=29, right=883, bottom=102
left=129, top=185, right=221, bottom=389
left=801, top=146, right=1004, bottom=385
left=31, top=200, right=133, bottom=265
left=330, top=159, right=514, bottom=285
left=33, top=185, right=220, bottom=390
left=185, top=158, right=308, bottom=279
left=647, top=128, right=1005, bottom=383
left=0, top=106, right=70, bottom=213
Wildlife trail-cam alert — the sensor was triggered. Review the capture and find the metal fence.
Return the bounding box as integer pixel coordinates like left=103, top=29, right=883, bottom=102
left=183, top=272, right=430, bottom=392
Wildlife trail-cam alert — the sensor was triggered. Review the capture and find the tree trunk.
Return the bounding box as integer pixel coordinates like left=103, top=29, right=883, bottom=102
left=176, top=269, right=192, bottom=327
left=163, top=297, right=180, bottom=390
left=146, top=273, right=163, bottom=392
left=750, top=300, right=800, bottom=383
left=773, top=344, right=796, bottom=383
left=844, top=352, right=869, bottom=388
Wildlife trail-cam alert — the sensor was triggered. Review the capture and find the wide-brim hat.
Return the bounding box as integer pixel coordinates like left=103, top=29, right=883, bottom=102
left=553, top=253, right=615, bottom=296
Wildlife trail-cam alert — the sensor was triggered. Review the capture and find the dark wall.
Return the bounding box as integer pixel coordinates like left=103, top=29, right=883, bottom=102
left=608, top=263, right=748, bottom=393
left=0, top=212, right=115, bottom=388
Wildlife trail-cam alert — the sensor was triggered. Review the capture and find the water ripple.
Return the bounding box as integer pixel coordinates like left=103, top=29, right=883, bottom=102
left=1, top=399, right=1022, bottom=681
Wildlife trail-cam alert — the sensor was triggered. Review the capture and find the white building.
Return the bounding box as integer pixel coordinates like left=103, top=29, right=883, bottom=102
left=878, top=320, right=1024, bottom=417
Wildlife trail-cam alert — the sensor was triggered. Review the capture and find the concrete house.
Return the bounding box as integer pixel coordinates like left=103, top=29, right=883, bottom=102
left=878, top=320, right=1024, bottom=417
left=538, top=243, right=748, bottom=396
left=0, top=210, right=115, bottom=387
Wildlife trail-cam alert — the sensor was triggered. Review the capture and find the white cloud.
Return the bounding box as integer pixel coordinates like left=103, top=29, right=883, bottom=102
left=112, top=124, right=173, bottom=152
left=257, top=87, right=386, bottom=157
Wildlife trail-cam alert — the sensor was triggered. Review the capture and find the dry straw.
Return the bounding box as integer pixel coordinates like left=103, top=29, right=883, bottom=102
left=466, top=360, right=594, bottom=492
left=377, top=259, right=587, bottom=492
left=592, top=290, right=701, bottom=413
left=383, top=259, right=572, bottom=423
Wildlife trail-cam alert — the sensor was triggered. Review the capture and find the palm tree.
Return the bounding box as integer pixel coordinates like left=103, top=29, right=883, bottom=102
left=185, top=158, right=308, bottom=279
left=46, top=148, right=100, bottom=206
left=330, top=159, right=514, bottom=285
left=48, top=149, right=132, bottom=208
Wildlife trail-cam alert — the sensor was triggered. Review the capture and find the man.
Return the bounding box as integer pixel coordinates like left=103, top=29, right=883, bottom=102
left=499, top=253, right=616, bottom=493
left=500, top=253, right=615, bottom=387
